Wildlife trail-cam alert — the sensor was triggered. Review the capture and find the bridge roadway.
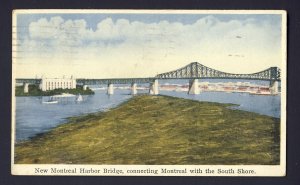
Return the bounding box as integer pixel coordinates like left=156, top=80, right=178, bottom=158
left=76, top=78, right=156, bottom=85
left=15, top=78, right=155, bottom=85
left=16, top=76, right=280, bottom=85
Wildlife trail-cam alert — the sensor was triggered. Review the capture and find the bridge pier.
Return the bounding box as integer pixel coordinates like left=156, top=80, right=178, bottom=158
left=131, top=83, right=137, bottom=95
left=83, top=85, right=88, bottom=90
left=188, top=79, right=200, bottom=95
left=149, top=79, right=159, bottom=95
left=107, top=84, right=114, bottom=95
left=24, top=83, right=29, bottom=93
left=270, top=81, right=279, bottom=95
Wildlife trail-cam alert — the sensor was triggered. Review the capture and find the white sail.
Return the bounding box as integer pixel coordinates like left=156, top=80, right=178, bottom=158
left=75, top=94, right=83, bottom=102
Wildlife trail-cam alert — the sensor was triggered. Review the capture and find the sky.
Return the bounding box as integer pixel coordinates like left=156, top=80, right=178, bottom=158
left=13, top=11, right=284, bottom=78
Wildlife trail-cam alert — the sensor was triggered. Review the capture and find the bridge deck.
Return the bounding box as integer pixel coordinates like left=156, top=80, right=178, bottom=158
left=15, top=62, right=281, bottom=85
left=16, top=77, right=280, bottom=86
left=76, top=78, right=156, bottom=85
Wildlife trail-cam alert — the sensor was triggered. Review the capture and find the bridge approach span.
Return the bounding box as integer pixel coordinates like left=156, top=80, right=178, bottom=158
left=76, top=78, right=156, bottom=85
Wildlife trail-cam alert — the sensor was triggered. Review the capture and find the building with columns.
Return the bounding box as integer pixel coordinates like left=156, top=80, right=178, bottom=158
left=39, top=76, right=76, bottom=91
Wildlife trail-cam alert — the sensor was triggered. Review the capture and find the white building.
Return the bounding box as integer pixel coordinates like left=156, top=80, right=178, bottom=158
left=39, top=76, right=76, bottom=91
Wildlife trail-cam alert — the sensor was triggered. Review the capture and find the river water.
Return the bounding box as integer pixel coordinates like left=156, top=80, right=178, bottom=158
left=15, top=79, right=281, bottom=142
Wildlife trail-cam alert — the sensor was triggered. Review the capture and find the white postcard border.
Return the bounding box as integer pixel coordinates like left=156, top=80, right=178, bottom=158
left=11, top=9, right=287, bottom=176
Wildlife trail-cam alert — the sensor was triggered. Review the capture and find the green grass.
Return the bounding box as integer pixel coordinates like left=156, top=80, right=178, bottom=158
left=15, top=84, right=94, bottom=96
left=15, top=95, right=280, bottom=165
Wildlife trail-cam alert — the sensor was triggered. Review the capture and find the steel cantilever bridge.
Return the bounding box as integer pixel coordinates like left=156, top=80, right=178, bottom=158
left=155, top=62, right=280, bottom=81
left=16, top=62, right=281, bottom=95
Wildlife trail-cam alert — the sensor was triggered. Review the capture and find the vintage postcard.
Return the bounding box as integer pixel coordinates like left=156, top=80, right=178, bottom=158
left=12, top=10, right=286, bottom=176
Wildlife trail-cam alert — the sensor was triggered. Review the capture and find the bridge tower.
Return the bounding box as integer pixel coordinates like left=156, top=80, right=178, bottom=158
left=270, top=81, right=279, bottom=95
left=23, top=83, right=29, bottom=93
left=149, top=79, right=159, bottom=95
left=131, top=83, right=137, bottom=95
left=269, top=67, right=280, bottom=95
left=188, top=79, right=200, bottom=94
left=107, top=83, right=114, bottom=95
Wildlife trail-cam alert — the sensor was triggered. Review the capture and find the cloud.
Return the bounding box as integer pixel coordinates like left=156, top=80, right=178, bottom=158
left=16, top=15, right=283, bottom=78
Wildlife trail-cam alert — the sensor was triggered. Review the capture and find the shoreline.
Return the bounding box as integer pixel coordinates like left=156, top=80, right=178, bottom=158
left=15, top=93, right=280, bottom=142
left=15, top=95, right=241, bottom=144
left=15, top=84, right=95, bottom=97
left=15, top=95, right=280, bottom=165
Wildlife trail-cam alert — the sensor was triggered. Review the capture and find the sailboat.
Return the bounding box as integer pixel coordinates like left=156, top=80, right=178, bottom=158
left=75, top=94, right=83, bottom=102
left=42, top=96, right=58, bottom=104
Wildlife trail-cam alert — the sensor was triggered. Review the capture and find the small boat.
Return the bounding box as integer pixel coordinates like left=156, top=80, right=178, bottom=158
left=52, top=93, right=75, bottom=98
left=42, top=96, right=58, bottom=104
left=75, top=94, right=83, bottom=102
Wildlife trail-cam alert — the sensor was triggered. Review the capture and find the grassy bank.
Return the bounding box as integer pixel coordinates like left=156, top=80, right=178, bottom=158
left=15, top=95, right=280, bottom=165
left=15, top=84, right=94, bottom=96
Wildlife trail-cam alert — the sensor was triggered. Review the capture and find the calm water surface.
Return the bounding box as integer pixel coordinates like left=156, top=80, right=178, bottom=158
left=15, top=80, right=281, bottom=142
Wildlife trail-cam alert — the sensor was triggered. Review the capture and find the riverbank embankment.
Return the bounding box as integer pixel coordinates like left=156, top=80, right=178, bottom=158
left=15, top=95, right=280, bottom=165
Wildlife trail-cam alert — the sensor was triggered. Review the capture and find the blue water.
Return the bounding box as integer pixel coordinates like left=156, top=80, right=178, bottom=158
left=15, top=89, right=133, bottom=142
left=15, top=81, right=281, bottom=142
left=160, top=91, right=280, bottom=118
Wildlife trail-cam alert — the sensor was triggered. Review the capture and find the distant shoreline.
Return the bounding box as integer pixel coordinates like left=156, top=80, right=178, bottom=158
left=15, top=84, right=94, bottom=96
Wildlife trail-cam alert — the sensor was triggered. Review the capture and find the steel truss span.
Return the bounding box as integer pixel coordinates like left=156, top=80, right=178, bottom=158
left=156, top=62, right=281, bottom=81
